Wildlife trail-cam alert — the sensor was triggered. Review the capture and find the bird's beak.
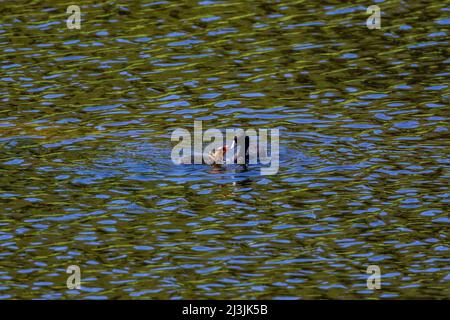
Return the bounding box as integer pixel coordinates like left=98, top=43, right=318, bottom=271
left=229, top=139, right=236, bottom=150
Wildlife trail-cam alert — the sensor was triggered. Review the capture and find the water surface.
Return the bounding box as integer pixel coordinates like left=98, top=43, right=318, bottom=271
left=0, top=0, right=449, bottom=299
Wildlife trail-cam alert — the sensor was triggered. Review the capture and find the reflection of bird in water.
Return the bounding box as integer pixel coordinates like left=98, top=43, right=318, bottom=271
left=235, top=177, right=253, bottom=187
left=208, top=165, right=226, bottom=174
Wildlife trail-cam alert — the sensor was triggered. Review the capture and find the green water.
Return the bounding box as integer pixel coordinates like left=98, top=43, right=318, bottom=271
left=0, top=0, right=449, bottom=299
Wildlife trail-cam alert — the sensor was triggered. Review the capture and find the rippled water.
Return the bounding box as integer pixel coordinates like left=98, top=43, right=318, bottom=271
left=0, top=0, right=449, bottom=299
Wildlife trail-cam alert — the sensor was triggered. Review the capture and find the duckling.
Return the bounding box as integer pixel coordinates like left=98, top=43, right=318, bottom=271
left=178, top=145, right=232, bottom=165
left=206, top=146, right=230, bottom=165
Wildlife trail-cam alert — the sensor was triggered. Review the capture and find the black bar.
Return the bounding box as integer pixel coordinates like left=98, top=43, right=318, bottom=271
left=0, top=300, right=447, bottom=318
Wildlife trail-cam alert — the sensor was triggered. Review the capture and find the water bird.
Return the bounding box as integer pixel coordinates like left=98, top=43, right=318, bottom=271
left=179, top=145, right=232, bottom=165
left=177, top=134, right=254, bottom=166
left=232, top=135, right=251, bottom=165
